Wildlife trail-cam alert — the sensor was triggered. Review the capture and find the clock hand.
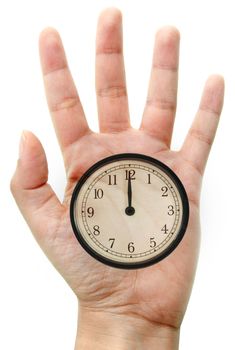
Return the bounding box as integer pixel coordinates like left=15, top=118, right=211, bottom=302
left=125, top=171, right=135, bottom=216
left=128, top=174, right=132, bottom=208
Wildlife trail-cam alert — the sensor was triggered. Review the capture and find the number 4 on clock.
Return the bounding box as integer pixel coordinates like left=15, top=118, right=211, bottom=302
left=161, top=224, right=169, bottom=234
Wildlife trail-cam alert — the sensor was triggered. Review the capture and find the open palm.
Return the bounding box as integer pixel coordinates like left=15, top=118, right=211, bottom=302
left=11, top=8, right=224, bottom=330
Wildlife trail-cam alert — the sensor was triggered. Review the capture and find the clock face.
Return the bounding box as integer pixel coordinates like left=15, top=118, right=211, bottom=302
left=70, top=153, right=189, bottom=269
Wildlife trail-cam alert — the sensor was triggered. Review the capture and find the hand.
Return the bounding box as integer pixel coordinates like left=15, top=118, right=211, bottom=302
left=11, top=8, right=224, bottom=350
left=125, top=171, right=135, bottom=216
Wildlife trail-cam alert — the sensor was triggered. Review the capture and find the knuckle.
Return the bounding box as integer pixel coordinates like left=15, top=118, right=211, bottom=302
left=51, top=96, right=79, bottom=113
left=189, top=128, right=213, bottom=147
left=146, top=98, right=176, bottom=112
left=97, top=85, right=127, bottom=99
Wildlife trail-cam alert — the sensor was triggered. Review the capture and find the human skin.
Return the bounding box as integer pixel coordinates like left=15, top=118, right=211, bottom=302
left=11, top=7, right=224, bottom=350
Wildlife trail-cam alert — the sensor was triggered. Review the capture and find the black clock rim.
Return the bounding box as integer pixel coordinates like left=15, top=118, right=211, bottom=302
left=70, top=153, right=189, bottom=270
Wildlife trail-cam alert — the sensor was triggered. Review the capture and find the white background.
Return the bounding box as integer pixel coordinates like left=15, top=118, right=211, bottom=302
left=0, top=0, right=234, bottom=348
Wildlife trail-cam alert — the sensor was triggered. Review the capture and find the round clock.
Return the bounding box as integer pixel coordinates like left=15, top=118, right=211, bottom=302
left=70, top=153, right=189, bottom=269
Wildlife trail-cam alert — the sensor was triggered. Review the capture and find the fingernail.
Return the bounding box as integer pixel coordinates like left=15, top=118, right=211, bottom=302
left=19, top=131, right=27, bottom=159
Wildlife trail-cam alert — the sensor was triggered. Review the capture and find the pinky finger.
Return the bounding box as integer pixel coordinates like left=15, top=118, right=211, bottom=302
left=180, top=75, right=225, bottom=176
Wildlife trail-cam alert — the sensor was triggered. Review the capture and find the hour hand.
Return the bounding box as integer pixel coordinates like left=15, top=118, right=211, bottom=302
left=125, top=172, right=135, bottom=216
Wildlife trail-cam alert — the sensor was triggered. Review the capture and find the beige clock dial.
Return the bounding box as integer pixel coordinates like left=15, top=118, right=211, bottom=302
left=70, top=154, right=189, bottom=269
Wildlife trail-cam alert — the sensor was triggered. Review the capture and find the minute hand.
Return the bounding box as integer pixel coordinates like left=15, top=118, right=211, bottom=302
left=125, top=173, right=135, bottom=216
left=127, top=175, right=132, bottom=208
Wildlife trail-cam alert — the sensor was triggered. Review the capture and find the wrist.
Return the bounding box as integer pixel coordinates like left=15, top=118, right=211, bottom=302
left=75, top=307, right=180, bottom=350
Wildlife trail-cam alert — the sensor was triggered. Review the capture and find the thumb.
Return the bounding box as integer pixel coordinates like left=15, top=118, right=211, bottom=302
left=11, top=131, right=63, bottom=244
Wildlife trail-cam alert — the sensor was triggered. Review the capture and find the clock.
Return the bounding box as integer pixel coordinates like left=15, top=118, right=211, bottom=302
left=70, top=153, right=189, bottom=269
